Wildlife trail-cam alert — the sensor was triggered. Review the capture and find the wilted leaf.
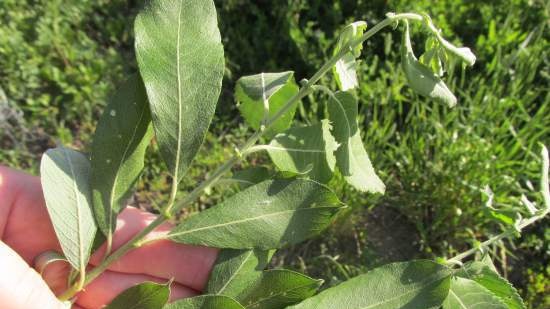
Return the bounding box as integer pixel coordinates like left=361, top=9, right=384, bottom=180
left=401, top=21, right=457, bottom=107
left=169, top=179, right=344, bottom=249
left=90, top=75, right=152, bottom=243
left=105, top=281, right=170, bottom=309
left=287, top=260, right=451, bottom=309
left=165, top=295, right=245, bottom=309
left=267, top=120, right=338, bottom=183
left=237, top=269, right=322, bottom=309
left=236, top=71, right=299, bottom=137
left=207, top=249, right=274, bottom=297
left=135, top=0, right=225, bottom=183
left=40, top=147, right=97, bottom=272
left=327, top=91, right=385, bottom=193
left=456, top=262, right=525, bottom=309
left=333, top=21, right=367, bottom=91
left=443, top=277, right=507, bottom=309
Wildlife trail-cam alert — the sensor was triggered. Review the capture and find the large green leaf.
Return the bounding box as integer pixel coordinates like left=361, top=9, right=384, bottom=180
left=135, top=0, right=224, bottom=182
left=40, top=147, right=97, bottom=271
left=401, top=20, right=456, bottom=107
left=165, top=295, right=244, bottom=309
left=443, top=277, right=507, bottom=309
left=327, top=91, right=385, bottom=193
left=206, top=249, right=274, bottom=297
left=333, top=21, right=367, bottom=91
left=456, top=262, right=525, bottom=309
left=236, top=71, right=299, bottom=137
left=237, top=269, right=322, bottom=309
left=90, top=76, right=152, bottom=242
left=169, top=179, right=344, bottom=249
left=287, top=260, right=451, bottom=309
left=105, top=281, right=170, bottom=309
left=267, top=120, right=338, bottom=183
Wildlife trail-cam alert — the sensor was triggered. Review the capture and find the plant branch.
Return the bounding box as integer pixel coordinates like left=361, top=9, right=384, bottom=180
left=58, top=12, right=425, bottom=301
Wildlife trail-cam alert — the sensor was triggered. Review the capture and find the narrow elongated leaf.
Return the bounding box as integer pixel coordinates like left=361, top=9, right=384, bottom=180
left=443, top=277, right=507, bottom=309
left=236, top=71, right=299, bottom=137
left=207, top=249, right=274, bottom=297
left=237, top=269, right=322, bottom=309
left=135, top=0, right=225, bottom=182
left=90, top=76, right=152, bottom=241
left=105, top=281, right=170, bottom=309
left=456, top=262, right=525, bottom=309
left=40, top=147, right=97, bottom=271
left=267, top=120, right=338, bottom=183
left=169, top=179, right=344, bottom=249
left=333, top=21, right=367, bottom=91
left=401, top=21, right=457, bottom=107
left=165, top=295, right=244, bottom=309
left=327, top=91, right=385, bottom=193
left=287, top=260, right=451, bottom=309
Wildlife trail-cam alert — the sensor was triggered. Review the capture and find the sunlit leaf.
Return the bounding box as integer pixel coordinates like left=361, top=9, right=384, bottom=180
left=333, top=21, right=367, bottom=91
left=327, top=91, right=385, bottom=193
left=135, top=0, right=225, bottom=182
left=40, top=147, right=97, bottom=271
left=443, top=277, right=507, bottom=309
left=267, top=120, right=338, bottom=183
left=288, top=260, right=451, bottom=309
left=236, top=71, right=299, bottom=137
left=169, top=179, right=344, bottom=249
left=105, top=281, right=170, bottom=309
left=90, top=76, right=152, bottom=243
left=207, top=249, right=274, bottom=297
left=165, top=295, right=244, bottom=309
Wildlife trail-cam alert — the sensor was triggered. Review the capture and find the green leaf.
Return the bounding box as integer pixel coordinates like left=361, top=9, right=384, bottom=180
left=206, top=249, right=274, bottom=297
left=165, top=295, right=244, bottom=309
left=237, top=269, right=322, bottom=309
left=443, top=277, right=507, bottom=309
left=287, top=260, right=451, bottom=309
left=169, top=179, right=344, bottom=249
left=90, top=75, right=153, bottom=242
left=236, top=71, right=299, bottom=137
left=401, top=21, right=457, bottom=107
left=267, top=120, right=338, bottom=183
left=135, top=0, right=225, bottom=183
left=456, top=262, right=525, bottom=309
left=230, top=167, right=271, bottom=190
left=105, top=281, right=170, bottom=309
left=40, top=147, right=97, bottom=271
left=326, top=91, right=385, bottom=193
left=333, top=21, right=367, bottom=91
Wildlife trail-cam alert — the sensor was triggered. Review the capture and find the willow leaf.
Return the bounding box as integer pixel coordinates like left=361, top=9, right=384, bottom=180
left=333, top=21, right=367, bottom=91
left=207, top=249, right=274, bottom=297
left=236, top=71, right=299, bottom=137
left=40, top=147, right=96, bottom=271
left=90, top=76, right=152, bottom=242
left=105, top=281, right=170, bottom=309
left=267, top=120, right=338, bottom=183
left=456, top=262, right=525, bottom=309
left=135, top=0, right=224, bottom=182
left=287, top=260, right=451, bottom=309
left=443, top=277, right=507, bottom=309
left=327, top=91, right=385, bottom=193
left=237, top=269, right=322, bottom=309
left=169, top=179, right=344, bottom=249
left=165, top=295, right=244, bottom=309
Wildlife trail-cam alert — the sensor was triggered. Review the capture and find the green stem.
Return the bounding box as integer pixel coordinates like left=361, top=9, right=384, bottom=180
left=58, top=12, right=422, bottom=301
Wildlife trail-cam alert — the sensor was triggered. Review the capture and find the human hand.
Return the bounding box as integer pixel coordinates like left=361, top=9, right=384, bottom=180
left=0, top=166, right=218, bottom=309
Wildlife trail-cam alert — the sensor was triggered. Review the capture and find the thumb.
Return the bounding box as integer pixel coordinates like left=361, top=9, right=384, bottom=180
left=0, top=241, right=67, bottom=309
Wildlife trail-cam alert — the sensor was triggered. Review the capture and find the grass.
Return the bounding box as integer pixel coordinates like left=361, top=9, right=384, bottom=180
left=1, top=0, right=549, bottom=307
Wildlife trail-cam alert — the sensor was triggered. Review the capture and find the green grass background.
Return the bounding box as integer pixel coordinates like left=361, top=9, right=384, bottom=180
left=0, top=0, right=548, bottom=307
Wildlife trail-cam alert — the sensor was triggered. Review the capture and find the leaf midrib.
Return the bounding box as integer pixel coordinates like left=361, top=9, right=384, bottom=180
left=173, top=0, right=184, bottom=181
left=216, top=250, right=253, bottom=294
left=170, top=206, right=337, bottom=238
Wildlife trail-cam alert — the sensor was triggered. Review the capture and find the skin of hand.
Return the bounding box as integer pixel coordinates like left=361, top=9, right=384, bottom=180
left=0, top=166, right=219, bottom=309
